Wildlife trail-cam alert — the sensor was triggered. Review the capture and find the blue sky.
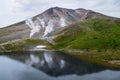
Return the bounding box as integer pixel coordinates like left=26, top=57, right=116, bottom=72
left=0, top=0, right=120, bottom=28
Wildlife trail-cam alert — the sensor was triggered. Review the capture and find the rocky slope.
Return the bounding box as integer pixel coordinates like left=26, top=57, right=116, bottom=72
left=0, top=7, right=120, bottom=66
left=0, top=7, right=106, bottom=41
left=0, top=22, right=30, bottom=41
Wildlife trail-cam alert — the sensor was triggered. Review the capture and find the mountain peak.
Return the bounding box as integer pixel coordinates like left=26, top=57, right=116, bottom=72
left=45, top=6, right=67, bottom=13
left=76, top=8, right=86, bottom=10
left=0, top=7, right=110, bottom=40
left=51, top=6, right=63, bottom=9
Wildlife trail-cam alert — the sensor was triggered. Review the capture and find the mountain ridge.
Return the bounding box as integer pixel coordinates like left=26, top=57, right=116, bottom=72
left=1, top=7, right=120, bottom=66
left=0, top=7, right=119, bottom=41
left=1, top=7, right=119, bottom=29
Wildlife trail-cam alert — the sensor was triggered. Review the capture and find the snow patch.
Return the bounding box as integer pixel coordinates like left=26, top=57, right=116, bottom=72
left=36, top=45, right=46, bottom=49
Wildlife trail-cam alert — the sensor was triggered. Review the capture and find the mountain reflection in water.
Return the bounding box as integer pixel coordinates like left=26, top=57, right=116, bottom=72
left=0, top=51, right=120, bottom=80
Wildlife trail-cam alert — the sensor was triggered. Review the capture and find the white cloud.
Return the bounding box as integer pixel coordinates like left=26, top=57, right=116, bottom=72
left=0, top=0, right=120, bottom=28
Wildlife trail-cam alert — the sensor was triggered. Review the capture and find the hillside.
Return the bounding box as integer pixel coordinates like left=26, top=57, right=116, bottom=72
left=53, top=17, right=120, bottom=49
left=0, top=7, right=120, bottom=65
left=52, top=17, right=120, bottom=62
left=0, top=7, right=107, bottom=41
left=0, top=22, right=30, bottom=41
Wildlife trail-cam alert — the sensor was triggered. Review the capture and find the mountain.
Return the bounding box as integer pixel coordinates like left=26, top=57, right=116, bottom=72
left=53, top=17, right=120, bottom=49
left=50, top=16, right=120, bottom=63
left=1, top=7, right=120, bottom=64
left=0, top=7, right=108, bottom=41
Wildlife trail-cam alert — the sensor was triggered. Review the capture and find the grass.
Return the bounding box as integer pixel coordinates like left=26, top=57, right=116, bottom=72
left=25, top=39, right=45, bottom=45
left=53, top=18, right=120, bottom=49
left=52, top=18, right=120, bottom=62
left=0, top=39, right=48, bottom=52
left=72, top=53, right=120, bottom=69
left=3, top=41, right=27, bottom=51
left=80, top=49, right=120, bottom=60
left=0, top=17, right=120, bottom=66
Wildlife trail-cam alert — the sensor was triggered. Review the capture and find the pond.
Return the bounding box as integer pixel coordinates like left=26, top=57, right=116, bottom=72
left=0, top=51, right=120, bottom=80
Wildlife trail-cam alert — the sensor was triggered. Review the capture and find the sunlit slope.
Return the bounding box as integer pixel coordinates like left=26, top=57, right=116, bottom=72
left=0, top=7, right=107, bottom=41
left=53, top=18, right=120, bottom=50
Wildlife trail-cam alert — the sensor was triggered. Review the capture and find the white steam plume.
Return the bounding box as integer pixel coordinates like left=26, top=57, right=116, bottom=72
left=37, top=17, right=45, bottom=28
left=25, top=18, right=40, bottom=38
left=60, top=18, right=66, bottom=27
left=43, top=20, right=53, bottom=37
left=26, top=17, right=66, bottom=38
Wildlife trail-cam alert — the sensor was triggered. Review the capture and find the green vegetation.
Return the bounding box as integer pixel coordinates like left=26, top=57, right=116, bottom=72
left=54, top=18, right=120, bottom=50
left=0, top=39, right=48, bottom=52
left=0, top=40, right=27, bottom=52
left=52, top=18, right=120, bottom=62
left=72, top=54, right=120, bottom=69
left=0, top=17, right=120, bottom=66
left=0, top=41, right=7, bottom=44
left=25, top=39, right=52, bottom=48
left=3, top=42, right=26, bottom=51
left=25, top=39, right=45, bottom=45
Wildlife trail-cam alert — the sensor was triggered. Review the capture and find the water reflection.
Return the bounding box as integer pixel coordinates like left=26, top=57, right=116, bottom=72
left=5, top=51, right=119, bottom=76
left=0, top=51, right=120, bottom=80
left=0, top=56, right=52, bottom=80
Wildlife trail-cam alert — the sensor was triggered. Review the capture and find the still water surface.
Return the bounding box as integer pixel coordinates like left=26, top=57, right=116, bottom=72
left=0, top=51, right=120, bottom=80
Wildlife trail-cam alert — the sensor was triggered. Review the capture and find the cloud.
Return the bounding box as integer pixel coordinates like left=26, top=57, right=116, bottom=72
left=0, top=0, right=120, bottom=28
left=12, top=0, right=120, bottom=17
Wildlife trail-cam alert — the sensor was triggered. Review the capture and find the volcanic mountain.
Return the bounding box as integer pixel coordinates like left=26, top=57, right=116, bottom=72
left=0, top=7, right=117, bottom=41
